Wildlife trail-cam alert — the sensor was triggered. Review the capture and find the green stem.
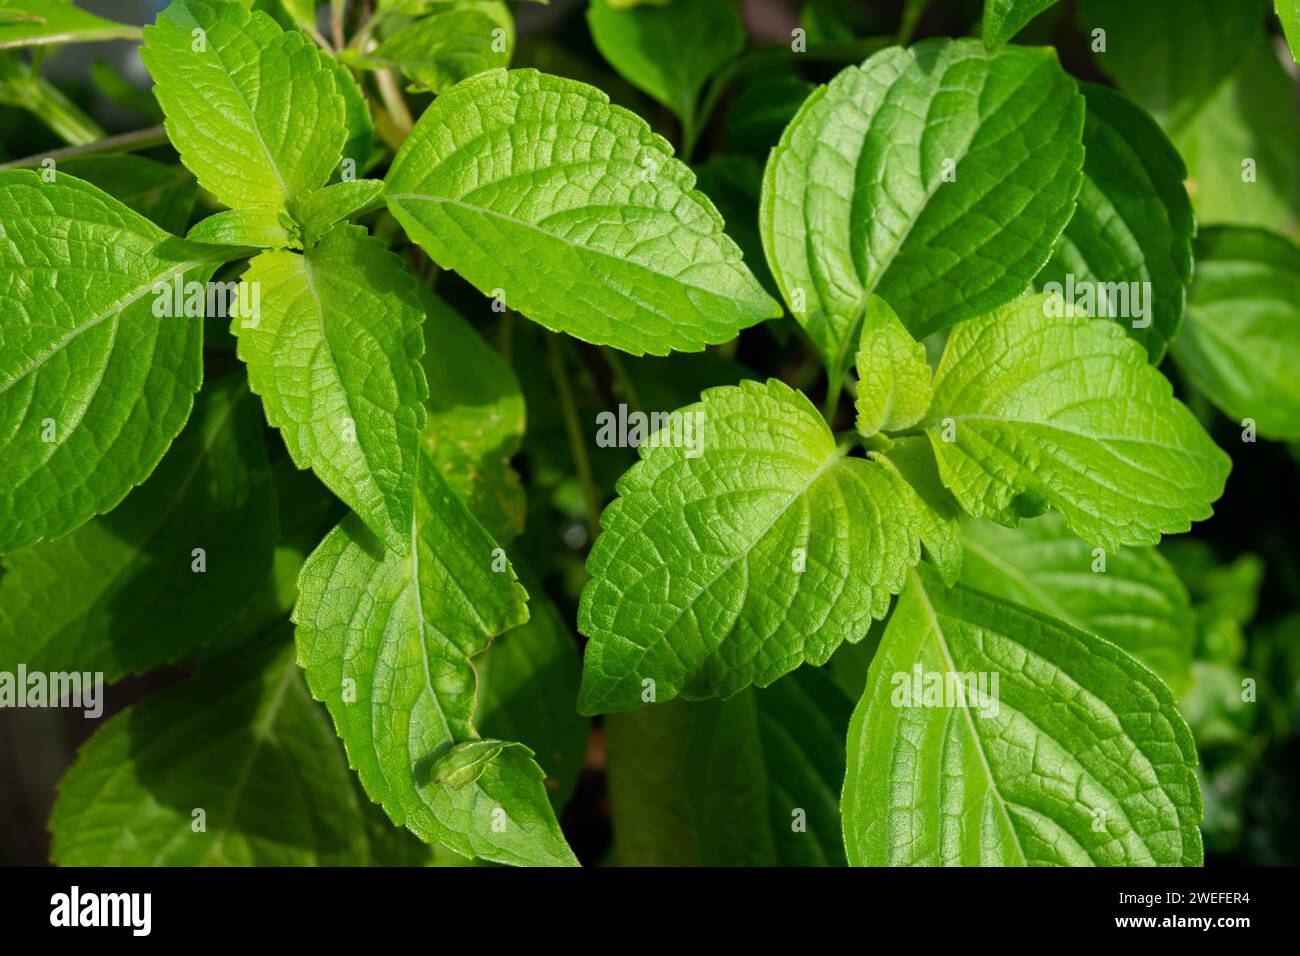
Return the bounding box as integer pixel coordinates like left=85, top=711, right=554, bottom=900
left=0, top=55, right=106, bottom=146
left=375, top=68, right=413, bottom=138
left=897, top=1, right=926, bottom=44
left=0, top=124, right=166, bottom=170
left=687, top=36, right=893, bottom=157
left=348, top=14, right=379, bottom=51
left=603, top=348, right=642, bottom=413
left=547, top=334, right=601, bottom=541
left=32, top=79, right=105, bottom=145
left=363, top=90, right=406, bottom=152
left=822, top=369, right=844, bottom=425
left=678, top=94, right=701, bottom=162
left=858, top=432, right=893, bottom=453
left=498, top=310, right=515, bottom=364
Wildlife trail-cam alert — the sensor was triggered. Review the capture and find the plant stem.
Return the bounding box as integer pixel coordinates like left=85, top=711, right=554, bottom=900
left=0, top=125, right=167, bottom=170
left=347, top=7, right=380, bottom=51
left=679, top=95, right=701, bottom=162
left=301, top=21, right=334, bottom=51
left=822, top=370, right=844, bottom=425
left=29, top=79, right=106, bottom=145
left=375, top=68, right=413, bottom=138
left=688, top=36, right=893, bottom=157
left=547, top=334, right=601, bottom=541
left=603, top=348, right=642, bottom=413
left=498, top=310, right=515, bottom=364
left=0, top=56, right=106, bottom=146
left=364, top=92, right=406, bottom=152
left=331, top=0, right=347, bottom=50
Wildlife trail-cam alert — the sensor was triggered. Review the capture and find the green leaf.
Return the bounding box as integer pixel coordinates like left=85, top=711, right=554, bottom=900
left=1171, top=227, right=1300, bottom=440
left=475, top=564, right=589, bottom=812
left=842, top=564, right=1203, bottom=866
left=982, top=0, right=1061, bottom=49
left=358, top=2, right=513, bottom=93
left=723, top=74, right=814, bottom=157
left=1034, top=83, right=1195, bottom=362
left=691, top=155, right=780, bottom=301
left=419, top=288, right=526, bottom=543
left=188, top=204, right=302, bottom=248
left=959, top=513, right=1195, bottom=693
left=853, top=295, right=931, bottom=439
left=577, top=378, right=921, bottom=714
left=289, top=179, right=385, bottom=247
left=50, top=643, right=390, bottom=865
left=57, top=156, right=196, bottom=234
left=869, top=435, right=963, bottom=586
left=608, top=666, right=852, bottom=865
left=233, top=225, right=428, bottom=554
left=88, top=58, right=165, bottom=123
left=385, top=68, right=780, bottom=356
left=293, top=448, right=577, bottom=867
left=0, top=0, right=139, bottom=49
left=141, top=0, right=347, bottom=211
left=0, top=375, right=277, bottom=681
left=1281, top=0, right=1300, bottom=62
left=759, top=38, right=1084, bottom=376
left=1171, top=37, right=1300, bottom=237
left=923, top=294, right=1230, bottom=551
left=197, top=454, right=345, bottom=665
left=1076, top=0, right=1266, bottom=133
left=325, top=52, right=375, bottom=181
left=272, top=0, right=321, bottom=35
left=0, top=170, right=237, bottom=553
left=586, top=0, right=743, bottom=121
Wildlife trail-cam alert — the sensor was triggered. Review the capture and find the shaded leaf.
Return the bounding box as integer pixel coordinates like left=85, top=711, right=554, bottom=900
left=1172, top=227, right=1300, bottom=440
left=0, top=376, right=277, bottom=681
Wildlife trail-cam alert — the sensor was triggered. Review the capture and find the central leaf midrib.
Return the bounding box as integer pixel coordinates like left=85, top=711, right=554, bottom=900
left=204, top=28, right=290, bottom=199
left=198, top=653, right=297, bottom=865
left=907, top=567, right=1029, bottom=865
left=298, top=250, right=389, bottom=530
left=388, top=193, right=755, bottom=315
left=602, top=440, right=850, bottom=701
left=0, top=247, right=233, bottom=397
left=827, top=49, right=1059, bottom=376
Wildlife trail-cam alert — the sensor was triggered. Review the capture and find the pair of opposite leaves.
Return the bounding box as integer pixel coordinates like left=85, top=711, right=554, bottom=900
left=576, top=33, right=1226, bottom=866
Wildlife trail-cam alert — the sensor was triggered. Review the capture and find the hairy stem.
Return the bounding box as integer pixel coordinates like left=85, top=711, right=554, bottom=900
left=0, top=125, right=166, bottom=170
left=547, top=334, right=601, bottom=541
